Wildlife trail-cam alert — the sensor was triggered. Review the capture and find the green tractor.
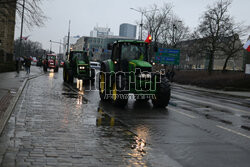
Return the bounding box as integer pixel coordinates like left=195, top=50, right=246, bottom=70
left=99, top=40, right=171, bottom=108
left=63, top=50, right=95, bottom=83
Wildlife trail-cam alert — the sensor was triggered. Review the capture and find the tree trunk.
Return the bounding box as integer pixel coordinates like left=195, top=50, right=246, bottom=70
left=222, top=55, right=231, bottom=72
left=208, top=52, right=214, bottom=74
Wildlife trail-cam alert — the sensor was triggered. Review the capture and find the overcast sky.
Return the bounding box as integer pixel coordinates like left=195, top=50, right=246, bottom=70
left=15, top=0, right=250, bottom=51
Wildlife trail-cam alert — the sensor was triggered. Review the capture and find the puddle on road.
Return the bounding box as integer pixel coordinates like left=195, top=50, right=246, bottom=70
left=96, top=107, right=148, bottom=157
left=62, top=92, right=78, bottom=98
left=61, top=92, right=88, bottom=104
left=241, top=115, right=250, bottom=120
left=96, top=107, right=122, bottom=127
left=205, top=114, right=232, bottom=125
left=241, top=125, right=250, bottom=131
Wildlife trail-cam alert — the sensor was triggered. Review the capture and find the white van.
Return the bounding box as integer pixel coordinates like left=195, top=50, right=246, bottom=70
left=90, top=61, right=100, bottom=69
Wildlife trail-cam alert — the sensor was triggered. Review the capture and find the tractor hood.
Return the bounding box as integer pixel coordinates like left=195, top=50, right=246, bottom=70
left=129, top=60, right=152, bottom=68
left=78, top=60, right=88, bottom=66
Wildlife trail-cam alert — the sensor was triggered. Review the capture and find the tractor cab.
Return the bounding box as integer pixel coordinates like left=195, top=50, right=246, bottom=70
left=111, top=41, right=151, bottom=72
left=63, top=50, right=95, bottom=83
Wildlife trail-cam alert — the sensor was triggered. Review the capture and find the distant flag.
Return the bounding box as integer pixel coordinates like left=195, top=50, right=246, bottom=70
left=243, top=40, right=250, bottom=52
left=21, top=36, right=29, bottom=40
left=145, top=34, right=152, bottom=44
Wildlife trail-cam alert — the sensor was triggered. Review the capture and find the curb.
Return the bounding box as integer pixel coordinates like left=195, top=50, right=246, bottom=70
left=0, top=73, right=44, bottom=136
left=172, top=83, right=250, bottom=98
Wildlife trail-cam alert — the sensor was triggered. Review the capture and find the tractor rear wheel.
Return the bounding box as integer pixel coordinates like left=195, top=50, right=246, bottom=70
left=152, top=77, right=170, bottom=108
left=43, top=64, right=47, bottom=72
left=99, top=70, right=109, bottom=101
left=68, top=70, right=73, bottom=83
left=63, top=67, right=67, bottom=82
left=54, top=66, right=59, bottom=72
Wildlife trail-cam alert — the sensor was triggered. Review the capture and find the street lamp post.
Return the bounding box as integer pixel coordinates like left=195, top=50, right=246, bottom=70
left=17, top=0, right=25, bottom=73
left=130, top=8, right=159, bottom=40
left=172, top=20, right=182, bottom=48
left=49, top=40, right=64, bottom=54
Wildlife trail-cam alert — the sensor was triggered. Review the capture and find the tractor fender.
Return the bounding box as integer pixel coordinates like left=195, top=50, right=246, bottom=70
left=101, top=59, right=114, bottom=73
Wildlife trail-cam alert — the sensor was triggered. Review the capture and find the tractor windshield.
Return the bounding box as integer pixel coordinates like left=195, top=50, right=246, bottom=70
left=73, top=52, right=89, bottom=63
left=47, top=55, right=56, bottom=60
left=121, top=43, right=147, bottom=61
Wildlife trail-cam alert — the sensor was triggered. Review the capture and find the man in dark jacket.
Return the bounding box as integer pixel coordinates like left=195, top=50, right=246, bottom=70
left=24, top=57, right=31, bottom=74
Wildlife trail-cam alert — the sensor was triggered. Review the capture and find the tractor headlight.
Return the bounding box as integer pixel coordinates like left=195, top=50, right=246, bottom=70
left=138, top=73, right=151, bottom=79
left=79, top=66, right=85, bottom=70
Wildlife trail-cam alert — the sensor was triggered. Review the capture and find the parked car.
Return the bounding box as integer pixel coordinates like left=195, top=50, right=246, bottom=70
left=31, top=57, right=37, bottom=65
left=90, top=61, right=100, bottom=69
left=60, top=61, right=64, bottom=67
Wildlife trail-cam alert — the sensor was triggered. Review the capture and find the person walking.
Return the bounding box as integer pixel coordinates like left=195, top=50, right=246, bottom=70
left=24, top=57, right=31, bottom=74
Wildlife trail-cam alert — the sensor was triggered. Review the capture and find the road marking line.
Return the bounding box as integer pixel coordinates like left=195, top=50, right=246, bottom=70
left=168, top=107, right=196, bottom=119
left=216, top=125, right=250, bottom=139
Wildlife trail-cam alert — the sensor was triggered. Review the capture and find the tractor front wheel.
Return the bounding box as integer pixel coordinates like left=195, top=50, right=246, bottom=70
left=152, top=77, right=171, bottom=108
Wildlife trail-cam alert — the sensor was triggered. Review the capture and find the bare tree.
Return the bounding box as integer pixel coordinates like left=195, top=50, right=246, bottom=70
left=14, top=39, right=44, bottom=58
left=161, top=16, right=190, bottom=48
left=197, top=0, right=233, bottom=72
left=1, top=0, right=47, bottom=28
left=220, top=24, right=246, bottom=71
left=143, top=3, right=172, bottom=44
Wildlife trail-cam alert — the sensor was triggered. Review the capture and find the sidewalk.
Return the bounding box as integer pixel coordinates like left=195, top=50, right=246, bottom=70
left=172, top=83, right=250, bottom=98
left=0, top=66, right=44, bottom=135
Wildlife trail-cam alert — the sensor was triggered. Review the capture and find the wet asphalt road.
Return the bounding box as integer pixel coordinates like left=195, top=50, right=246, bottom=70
left=0, top=67, right=250, bottom=167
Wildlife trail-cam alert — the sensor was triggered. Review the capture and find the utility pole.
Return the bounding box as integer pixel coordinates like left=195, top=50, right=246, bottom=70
left=17, top=0, right=25, bottom=73
left=49, top=40, right=63, bottom=54
left=66, top=20, right=71, bottom=60
left=130, top=8, right=159, bottom=40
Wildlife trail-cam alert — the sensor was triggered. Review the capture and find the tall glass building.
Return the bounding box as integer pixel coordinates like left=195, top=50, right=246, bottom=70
left=119, top=23, right=137, bottom=39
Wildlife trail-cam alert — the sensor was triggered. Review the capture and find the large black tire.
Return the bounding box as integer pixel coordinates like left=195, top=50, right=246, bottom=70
left=54, top=66, right=59, bottom=72
left=43, top=64, right=47, bottom=72
left=63, top=66, right=67, bottom=82
left=99, top=66, right=110, bottom=101
left=152, top=77, right=171, bottom=108
left=136, top=96, right=150, bottom=102
left=90, top=68, right=95, bottom=81
left=111, top=76, right=128, bottom=107
left=68, top=70, right=74, bottom=83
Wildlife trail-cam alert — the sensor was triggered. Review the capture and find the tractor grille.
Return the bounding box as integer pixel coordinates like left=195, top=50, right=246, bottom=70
left=135, top=67, right=152, bottom=75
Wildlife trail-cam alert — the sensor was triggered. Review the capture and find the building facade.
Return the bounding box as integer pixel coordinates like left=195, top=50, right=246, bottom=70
left=90, top=26, right=113, bottom=38
left=0, top=0, right=16, bottom=63
left=72, top=35, right=132, bottom=61
left=119, top=23, right=137, bottom=39
left=62, top=35, right=80, bottom=56
left=176, top=37, right=245, bottom=71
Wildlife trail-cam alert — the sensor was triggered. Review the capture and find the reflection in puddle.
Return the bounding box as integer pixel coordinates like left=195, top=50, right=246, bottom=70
left=96, top=107, right=118, bottom=127
left=96, top=107, right=148, bottom=166
left=131, top=136, right=146, bottom=153
left=49, top=72, right=54, bottom=79
left=76, top=79, right=84, bottom=92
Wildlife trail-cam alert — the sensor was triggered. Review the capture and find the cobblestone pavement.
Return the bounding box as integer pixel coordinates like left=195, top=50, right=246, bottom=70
left=1, top=69, right=250, bottom=167
left=0, top=70, right=177, bottom=167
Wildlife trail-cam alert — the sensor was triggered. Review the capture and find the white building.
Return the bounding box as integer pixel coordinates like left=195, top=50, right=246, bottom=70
left=119, top=23, right=137, bottom=39
left=90, top=26, right=114, bottom=38
left=62, top=35, right=80, bottom=55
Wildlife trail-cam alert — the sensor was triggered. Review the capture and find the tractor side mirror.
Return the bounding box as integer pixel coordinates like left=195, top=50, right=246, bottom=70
left=107, top=43, right=112, bottom=50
